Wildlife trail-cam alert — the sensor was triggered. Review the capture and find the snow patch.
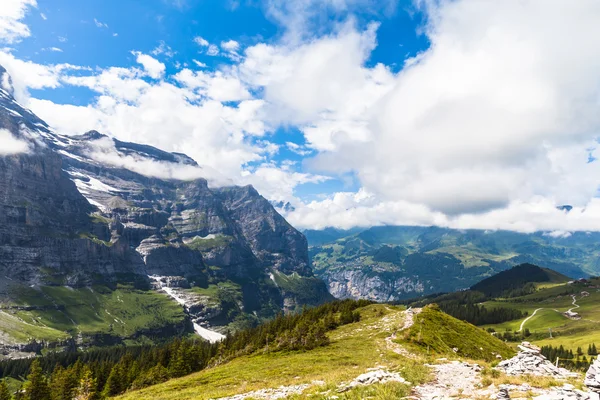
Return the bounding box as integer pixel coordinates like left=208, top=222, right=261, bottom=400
left=70, top=172, right=121, bottom=194
left=58, top=150, right=86, bottom=162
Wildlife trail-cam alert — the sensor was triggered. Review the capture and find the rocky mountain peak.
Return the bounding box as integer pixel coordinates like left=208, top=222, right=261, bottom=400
left=0, top=65, right=14, bottom=98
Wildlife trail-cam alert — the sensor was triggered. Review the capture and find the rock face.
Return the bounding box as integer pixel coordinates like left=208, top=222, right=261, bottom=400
left=323, top=269, right=425, bottom=302
left=585, top=358, right=600, bottom=393
left=0, top=65, right=330, bottom=340
left=495, top=342, right=578, bottom=378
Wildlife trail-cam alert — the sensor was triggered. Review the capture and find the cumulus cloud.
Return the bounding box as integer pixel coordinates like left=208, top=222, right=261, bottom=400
left=174, top=68, right=250, bottom=102
left=0, top=128, right=30, bottom=155
left=0, top=0, right=37, bottom=43
left=206, top=44, right=219, bottom=56
left=279, top=0, right=600, bottom=230
left=240, top=21, right=393, bottom=150
left=221, top=40, right=240, bottom=52
left=241, top=163, right=329, bottom=201
left=132, top=51, right=166, bottom=79
left=0, top=51, right=88, bottom=102
left=194, top=36, right=209, bottom=47
left=265, top=0, right=398, bottom=42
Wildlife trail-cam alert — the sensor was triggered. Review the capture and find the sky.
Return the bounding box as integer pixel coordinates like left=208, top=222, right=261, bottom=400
left=2, top=0, right=600, bottom=234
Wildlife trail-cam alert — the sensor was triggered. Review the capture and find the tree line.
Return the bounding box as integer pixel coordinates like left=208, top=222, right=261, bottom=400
left=0, top=299, right=370, bottom=400
left=402, top=290, right=526, bottom=326
left=437, top=302, right=526, bottom=326
left=541, top=344, right=597, bottom=372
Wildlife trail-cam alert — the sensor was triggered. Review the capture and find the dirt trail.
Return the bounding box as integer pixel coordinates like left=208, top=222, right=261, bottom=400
left=412, top=361, right=494, bottom=399
left=519, top=308, right=544, bottom=332
left=568, top=295, right=581, bottom=313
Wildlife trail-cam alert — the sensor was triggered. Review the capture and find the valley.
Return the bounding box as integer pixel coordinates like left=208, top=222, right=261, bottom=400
left=306, top=226, right=596, bottom=301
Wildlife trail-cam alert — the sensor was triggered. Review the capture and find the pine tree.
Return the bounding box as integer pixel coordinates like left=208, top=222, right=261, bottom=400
left=102, top=365, right=123, bottom=398
left=23, top=359, right=51, bottom=400
left=50, top=365, right=78, bottom=400
left=0, top=380, right=12, bottom=400
left=73, top=367, right=97, bottom=400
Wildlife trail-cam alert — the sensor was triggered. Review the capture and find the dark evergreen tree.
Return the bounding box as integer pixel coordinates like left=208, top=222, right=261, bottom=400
left=73, top=367, right=97, bottom=400
left=23, top=360, right=51, bottom=400
left=0, top=380, right=11, bottom=400
left=102, top=365, right=123, bottom=398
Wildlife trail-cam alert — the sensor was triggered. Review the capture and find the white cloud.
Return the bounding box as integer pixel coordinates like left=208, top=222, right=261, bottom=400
left=194, top=37, right=220, bottom=56
left=194, top=36, right=209, bottom=47
left=43, top=47, right=63, bottom=52
left=260, top=0, right=600, bottom=230
left=0, top=0, right=37, bottom=43
left=206, top=44, right=219, bottom=56
left=221, top=40, right=240, bottom=52
left=132, top=51, right=165, bottom=79
left=240, top=21, right=393, bottom=150
left=311, top=0, right=600, bottom=216
left=265, top=0, right=397, bottom=43
left=93, top=18, right=108, bottom=28
left=40, top=12, right=46, bottom=20
left=151, top=41, right=175, bottom=57
left=0, top=128, right=30, bottom=155
left=0, top=51, right=88, bottom=102
left=192, top=59, right=207, bottom=68
left=174, top=68, right=250, bottom=102
left=241, top=163, right=329, bottom=201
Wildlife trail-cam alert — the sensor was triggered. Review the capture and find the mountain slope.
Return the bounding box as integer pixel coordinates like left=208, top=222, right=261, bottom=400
left=117, top=304, right=513, bottom=400
left=471, top=263, right=570, bottom=298
left=0, top=65, right=330, bottom=354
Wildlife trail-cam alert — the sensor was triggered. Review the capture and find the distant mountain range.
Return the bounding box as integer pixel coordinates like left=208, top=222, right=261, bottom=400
left=0, top=65, right=330, bottom=356
left=305, top=225, right=595, bottom=302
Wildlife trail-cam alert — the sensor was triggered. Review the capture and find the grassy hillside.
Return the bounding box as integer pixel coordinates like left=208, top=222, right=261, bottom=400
left=480, top=277, right=600, bottom=353
left=403, top=305, right=513, bottom=361
left=118, top=304, right=513, bottom=400
left=0, top=284, right=187, bottom=347
left=471, top=263, right=570, bottom=298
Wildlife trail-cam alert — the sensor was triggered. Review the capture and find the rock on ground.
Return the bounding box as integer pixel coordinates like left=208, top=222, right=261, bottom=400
left=495, top=342, right=579, bottom=378
left=213, top=384, right=310, bottom=400
left=338, top=368, right=409, bottom=392
left=585, top=358, right=600, bottom=394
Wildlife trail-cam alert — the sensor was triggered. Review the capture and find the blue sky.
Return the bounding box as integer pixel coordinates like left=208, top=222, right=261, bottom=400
left=3, top=0, right=600, bottom=232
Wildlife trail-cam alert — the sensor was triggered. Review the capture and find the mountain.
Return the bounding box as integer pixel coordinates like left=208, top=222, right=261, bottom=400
left=470, top=263, right=570, bottom=298
left=308, top=225, right=590, bottom=302
left=0, top=66, right=330, bottom=356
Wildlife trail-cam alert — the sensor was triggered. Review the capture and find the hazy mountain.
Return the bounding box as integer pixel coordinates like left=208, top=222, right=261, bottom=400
left=308, top=225, right=591, bottom=301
